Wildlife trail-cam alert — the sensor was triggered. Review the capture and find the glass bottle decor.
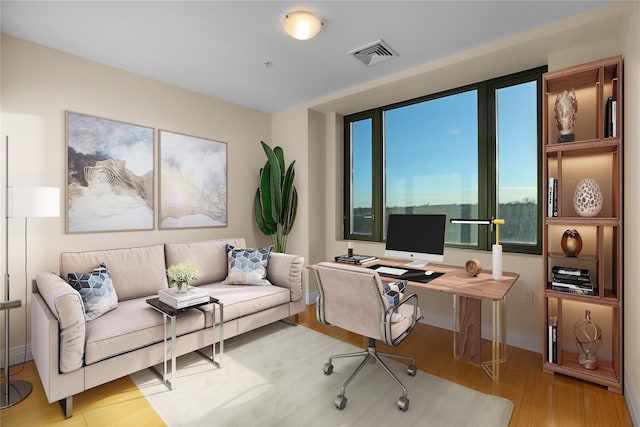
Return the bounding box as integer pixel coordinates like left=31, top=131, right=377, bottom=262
left=561, top=229, right=582, bottom=257
left=574, top=309, right=602, bottom=370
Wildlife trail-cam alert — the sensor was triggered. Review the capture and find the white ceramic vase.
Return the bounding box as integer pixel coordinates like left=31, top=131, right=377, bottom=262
left=573, top=178, right=603, bottom=217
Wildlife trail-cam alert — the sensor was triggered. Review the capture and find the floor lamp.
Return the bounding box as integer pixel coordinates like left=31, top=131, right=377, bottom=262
left=1, top=137, right=60, bottom=408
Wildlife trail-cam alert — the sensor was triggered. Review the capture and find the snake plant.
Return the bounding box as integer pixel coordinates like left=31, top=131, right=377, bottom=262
left=253, top=141, right=298, bottom=253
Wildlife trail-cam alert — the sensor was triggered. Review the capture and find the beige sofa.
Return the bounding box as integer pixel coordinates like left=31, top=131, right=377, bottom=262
left=31, top=238, right=305, bottom=418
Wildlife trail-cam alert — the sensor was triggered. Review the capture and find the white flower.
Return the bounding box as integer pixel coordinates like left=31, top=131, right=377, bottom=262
left=167, top=263, right=199, bottom=285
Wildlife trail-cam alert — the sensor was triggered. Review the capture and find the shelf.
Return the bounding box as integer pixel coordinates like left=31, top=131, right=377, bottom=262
left=542, top=55, right=623, bottom=394
left=544, top=288, right=620, bottom=305
left=545, top=217, right=620, bottom=226
left=544, top=351, right=621, bottom=393
left=545, top=139, right=619, bottom=154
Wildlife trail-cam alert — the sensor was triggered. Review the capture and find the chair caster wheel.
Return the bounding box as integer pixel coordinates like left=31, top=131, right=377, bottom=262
left=407, top=364, right=417, bottom=376
left=323, top=363, right=334, bottom=375
left=335, top=394, right=347, bottom=410
left=397, top=396, right=409, bottom=411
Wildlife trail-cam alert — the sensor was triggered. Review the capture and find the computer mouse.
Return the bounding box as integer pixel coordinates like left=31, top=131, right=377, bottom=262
left=425, top=270, right=434, bottom=275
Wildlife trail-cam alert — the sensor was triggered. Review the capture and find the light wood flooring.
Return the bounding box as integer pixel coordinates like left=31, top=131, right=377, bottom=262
left=0, top=304, right=633, bottom=426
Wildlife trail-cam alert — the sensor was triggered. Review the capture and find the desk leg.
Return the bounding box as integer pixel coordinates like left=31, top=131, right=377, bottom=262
left=455, top=296, right=482, bottom=364
left=481, top=297, right=507, bottom=381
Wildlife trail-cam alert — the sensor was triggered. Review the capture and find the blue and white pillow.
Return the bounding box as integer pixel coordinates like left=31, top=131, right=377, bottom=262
left=68, top=263, right=118, bottom=321
left=222, top=244, right=273, bottom=286
left=382, top=280, right=407, bottom=323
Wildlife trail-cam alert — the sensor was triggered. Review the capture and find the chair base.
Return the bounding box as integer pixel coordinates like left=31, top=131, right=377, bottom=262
left=323, top=338, right=416, bottom=411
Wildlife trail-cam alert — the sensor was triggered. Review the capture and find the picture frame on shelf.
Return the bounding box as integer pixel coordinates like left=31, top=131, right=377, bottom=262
left=66, top=111, right=154, bottom=233
left=158, top=130, right=227, bottom=229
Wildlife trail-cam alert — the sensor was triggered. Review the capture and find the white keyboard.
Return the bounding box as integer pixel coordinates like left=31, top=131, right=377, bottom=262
left=375, top=266, right=408, bottom=276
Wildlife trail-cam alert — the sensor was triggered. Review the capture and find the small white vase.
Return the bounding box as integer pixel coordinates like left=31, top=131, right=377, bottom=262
left=573, top=178, right=603, bottom=217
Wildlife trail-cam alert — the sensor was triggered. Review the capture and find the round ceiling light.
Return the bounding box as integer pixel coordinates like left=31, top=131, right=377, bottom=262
left=283, top=11, right=323, bottom=40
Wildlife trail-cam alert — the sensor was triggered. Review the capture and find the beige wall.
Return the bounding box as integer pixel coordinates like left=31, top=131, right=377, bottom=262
left=622, top=1, right=640, bottom=420
left=274, top=1, right=639, bottom=416
left=0, top=35, right=271, bottom=357
left=1, top=1, right=638, bottom=419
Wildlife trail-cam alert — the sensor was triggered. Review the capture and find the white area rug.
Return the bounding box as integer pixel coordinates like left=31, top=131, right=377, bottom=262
left=131, top=322, right=513, bottom=426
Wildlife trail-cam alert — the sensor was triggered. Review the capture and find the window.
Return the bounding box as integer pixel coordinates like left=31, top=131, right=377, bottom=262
left=344, top=66, right=545, bottom=254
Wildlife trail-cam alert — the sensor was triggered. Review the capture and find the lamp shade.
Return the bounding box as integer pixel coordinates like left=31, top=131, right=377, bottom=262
left=11, top=186, right=60, bottom=218
left=283, top=11, right=323, bottom=40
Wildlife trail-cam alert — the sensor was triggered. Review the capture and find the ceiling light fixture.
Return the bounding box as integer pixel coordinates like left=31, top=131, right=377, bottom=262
left=283, top=11, right=323, bottom=40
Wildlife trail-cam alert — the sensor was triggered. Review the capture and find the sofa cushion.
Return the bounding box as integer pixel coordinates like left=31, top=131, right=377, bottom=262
left=382, top=280, right=407, bottom=308
left=222, top=244, right=273, bottom=286
left=164, top=238, right=246, bottom=286
left=68, top=263, right=118, bottom=321
left=196, top=283, right=290, bottom=327
left=382, top=280, right=407, bottom=323
left=84, top=297, right=205, bottom=365
left=60, top=244, right=167, bottom=301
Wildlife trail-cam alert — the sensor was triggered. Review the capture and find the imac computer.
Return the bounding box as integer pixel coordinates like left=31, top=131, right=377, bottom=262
left=385, top=214, right=446, bottom=268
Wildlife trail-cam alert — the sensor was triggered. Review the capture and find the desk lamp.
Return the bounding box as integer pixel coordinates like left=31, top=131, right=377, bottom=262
left=450, top=218, right=505, bottom=280
left=2, top=137, right=60, bottom=408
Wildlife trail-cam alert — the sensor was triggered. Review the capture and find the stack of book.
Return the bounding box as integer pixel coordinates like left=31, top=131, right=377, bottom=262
left=334, top=254, right=379, bottom=265
left=159, top=286, right=210, bottom=309
left=551, top=266, right=594, bottom=295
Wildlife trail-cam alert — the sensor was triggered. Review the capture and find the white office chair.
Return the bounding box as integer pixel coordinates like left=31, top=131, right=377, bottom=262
left=310, top=262, right=423, bottom=411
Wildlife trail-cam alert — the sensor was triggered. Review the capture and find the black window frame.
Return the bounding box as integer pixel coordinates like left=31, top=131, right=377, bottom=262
left=343, top=65, right=546, bottom=254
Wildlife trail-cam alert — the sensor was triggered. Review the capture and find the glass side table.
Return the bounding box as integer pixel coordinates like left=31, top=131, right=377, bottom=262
left=146, top=296, right=223, bottom=390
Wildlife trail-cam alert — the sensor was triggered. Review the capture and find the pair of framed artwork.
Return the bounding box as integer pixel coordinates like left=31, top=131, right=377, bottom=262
left=66, top=111, right=227, bottom=233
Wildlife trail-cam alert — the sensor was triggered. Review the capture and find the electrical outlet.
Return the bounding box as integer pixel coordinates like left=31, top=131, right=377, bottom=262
left=523, top=290, right=534, bottom=305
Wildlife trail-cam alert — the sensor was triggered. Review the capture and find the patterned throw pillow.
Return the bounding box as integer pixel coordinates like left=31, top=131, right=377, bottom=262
left=382, top=280, right=407, bottom=323
left=68, top=263, right=118, bottom=321
left=222, top=244, right=274, bottom=286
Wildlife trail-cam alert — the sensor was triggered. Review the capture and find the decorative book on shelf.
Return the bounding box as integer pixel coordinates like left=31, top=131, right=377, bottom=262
left=548, top=316, right=558, bottom=364
left=159, top=286, right=210, bottom=309
left=547, top=178, right=558, bottom=217
left=334, top=254, right=379, bottom=265
left=550, top=266, right=594, bottom=296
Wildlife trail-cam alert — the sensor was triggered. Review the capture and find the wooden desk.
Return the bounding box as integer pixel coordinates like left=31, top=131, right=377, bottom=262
left=324, top=258, right=519, bottom=381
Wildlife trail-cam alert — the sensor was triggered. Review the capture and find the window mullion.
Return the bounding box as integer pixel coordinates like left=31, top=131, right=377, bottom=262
left=477, top=82, right=492, bottom=250
left=372, top=109, right=383, bottom=241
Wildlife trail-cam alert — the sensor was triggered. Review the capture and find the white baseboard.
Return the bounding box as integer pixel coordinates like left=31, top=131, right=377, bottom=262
left=306, top=291, right=318, bottom=305
left=0, top=343, right=33, bottom=369
left=418, top=308, right=540, bottom=353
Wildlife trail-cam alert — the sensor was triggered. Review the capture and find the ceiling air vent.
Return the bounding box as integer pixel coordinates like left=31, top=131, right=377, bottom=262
left=349, top=39, right=398, bottom=67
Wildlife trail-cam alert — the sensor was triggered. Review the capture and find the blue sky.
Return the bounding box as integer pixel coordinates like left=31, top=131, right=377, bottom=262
left=352, top=81, right=537, bottom=208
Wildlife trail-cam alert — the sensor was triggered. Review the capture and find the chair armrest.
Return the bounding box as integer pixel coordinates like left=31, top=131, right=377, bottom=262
left=266, top=252, right=305, bottom=302
left=35, top=272, right=86, bottom=373
left=383, top=293, right=422, bottom=347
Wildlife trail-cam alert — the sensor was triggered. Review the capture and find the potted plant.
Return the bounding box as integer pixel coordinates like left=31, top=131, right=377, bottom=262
left=167, top=263, right=199, bottom=293
left=253, top=141, right=298, bottom=253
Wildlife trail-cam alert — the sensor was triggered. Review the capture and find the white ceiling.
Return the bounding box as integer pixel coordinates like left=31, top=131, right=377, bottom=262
left=1, top=1, right=616, bottom=113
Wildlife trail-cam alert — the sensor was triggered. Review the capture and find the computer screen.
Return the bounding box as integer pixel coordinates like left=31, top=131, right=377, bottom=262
left=385, top=214, right=446, bottom=267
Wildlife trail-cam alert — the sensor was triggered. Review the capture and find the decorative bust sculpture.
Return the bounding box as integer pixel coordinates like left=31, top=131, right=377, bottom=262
left=554, top=89, right=578, bottom=142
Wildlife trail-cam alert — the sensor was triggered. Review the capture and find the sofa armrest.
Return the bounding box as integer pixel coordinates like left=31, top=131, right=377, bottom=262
left=266, top=253, right=305, bottom=302
left=35, top=272, right=86, bottom=373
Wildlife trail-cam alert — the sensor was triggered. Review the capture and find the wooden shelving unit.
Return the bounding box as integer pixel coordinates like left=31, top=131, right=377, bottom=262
left=542, top=55, right=623, bottom=394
